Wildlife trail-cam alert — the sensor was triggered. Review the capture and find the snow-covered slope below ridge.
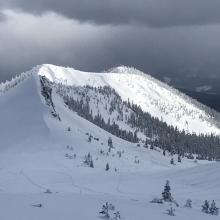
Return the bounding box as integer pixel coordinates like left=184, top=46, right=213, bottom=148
left=35, top=64, right=220, bottom=135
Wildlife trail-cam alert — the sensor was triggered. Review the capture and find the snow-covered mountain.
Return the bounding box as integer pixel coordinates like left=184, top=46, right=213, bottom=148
left=0, top=64, right=220, bottom=220
left=1, top=64, right=220, bottom=136
left=36, top=64, right=220, bottom=135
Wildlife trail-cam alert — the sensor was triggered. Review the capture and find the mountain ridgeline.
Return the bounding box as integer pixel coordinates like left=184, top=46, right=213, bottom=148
left=1, top=63, right=220, bottom=161
left=41, top=76, right=220, bottom=160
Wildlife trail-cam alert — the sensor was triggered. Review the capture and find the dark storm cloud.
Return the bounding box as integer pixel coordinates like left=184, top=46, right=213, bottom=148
left=1, top=0, right=220, bottom=27
left=0, top=11, right=7, bottom=21
left=1, top=10, right=220, bottom=84
left=0, top=2, right=220, bottom=89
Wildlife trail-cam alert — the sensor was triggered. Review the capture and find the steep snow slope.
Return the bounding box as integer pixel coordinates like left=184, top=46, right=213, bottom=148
left=37, top=64, right=220, bottom=135
left=0, top=67, right=219, bottom=220
left=0, top=75, right=49, bottom=148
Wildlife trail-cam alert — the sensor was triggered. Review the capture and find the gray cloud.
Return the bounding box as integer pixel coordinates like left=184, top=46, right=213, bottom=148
left=1, top=0, right=220, bottom=27
left=0, top=11, right=7, bottom=21
left=1, top=10, right=220, bottom=85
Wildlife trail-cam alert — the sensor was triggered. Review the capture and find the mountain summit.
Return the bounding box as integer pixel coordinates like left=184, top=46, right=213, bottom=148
left=24, top=64, right=220, bottom=135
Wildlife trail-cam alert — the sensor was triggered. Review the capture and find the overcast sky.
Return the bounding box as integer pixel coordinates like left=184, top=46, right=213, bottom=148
left=0, top=0, right=220, bottom=83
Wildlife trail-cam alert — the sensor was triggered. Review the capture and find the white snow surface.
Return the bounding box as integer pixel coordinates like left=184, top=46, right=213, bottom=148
left=37, top=64, right=220, bottom=135
left=0, top=65, right=219, bottom=220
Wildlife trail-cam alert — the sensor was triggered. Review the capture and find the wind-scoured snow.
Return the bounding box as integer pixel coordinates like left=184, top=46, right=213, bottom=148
left=36, top=64, right=220, bottom=135
left=0, top=75, right=49, bottom=148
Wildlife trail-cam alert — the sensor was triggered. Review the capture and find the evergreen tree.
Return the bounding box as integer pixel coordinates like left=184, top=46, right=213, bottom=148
left=105, top=163, right=110, bottom=171
left=162, top=180, right=172, bottom=202
left=99, top=203, right=110, bottom=219
left=144, top=139, right=148, bottom=148
left=209, top=200, right=219, bottom=215
left=88, top=135, right=92, bottom=142
left=202, top=200, right=209, bottom=213
left=108, top=137, right=113, bottom=148
left=90, top=160, right=94, bottom=168
left=170, top=158, right=174, bottom=165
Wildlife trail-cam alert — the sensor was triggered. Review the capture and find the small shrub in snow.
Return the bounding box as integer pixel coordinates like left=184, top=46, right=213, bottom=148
left=88, top=135, right=92, bottom=142
left=100, top=149, right=105, bottom=155
left=67, top=127, right=71, bottom=131
left=186, top=154, right=194, bottom=160
left=44, top=189, right=52, bottom=194
left=194, top=159, right=198, bottom=163
left=99, top=202, right=120, bottom=220
left=32, top=203, right=43, bottom=208
left=113, top=211, right=121, bottom=220
left=150, top=198, right=163, bottom=204
left=117, top=151, right=122, bottom=158
left=184, top=199, right=192, bottom=208
left=134, top=156, right=140, bottom=164
left=166, top=207, right=175, bottom=216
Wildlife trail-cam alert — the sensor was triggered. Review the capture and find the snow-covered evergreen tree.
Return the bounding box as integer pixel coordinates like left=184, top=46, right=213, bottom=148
left=83, top=153, right=94, bottom=168
left=162, top=180, right=172, bottom=202
left=202, top=200, right=209, bottom=213
left=170, top=158, right=174, bottom=165
left=99, top=202, right=110, bottom=219
left=108, top=137, right=113, bottom=148
left=99, top=202, right=120, bottom=219
left=209, top=200, right=219, bottom=215
left=105, top=163, right=110, bottom=171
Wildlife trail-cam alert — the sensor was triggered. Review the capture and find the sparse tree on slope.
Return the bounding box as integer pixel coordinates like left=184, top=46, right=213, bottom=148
left=202, top=200, right=210, bottom=213
left=162, top=180, right=173, bottom=202
left=209, top=200, right=219, bottom=215
left=105, top=163, right=110, bottom=171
